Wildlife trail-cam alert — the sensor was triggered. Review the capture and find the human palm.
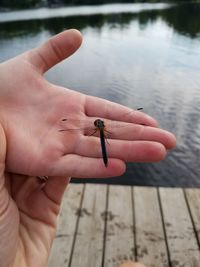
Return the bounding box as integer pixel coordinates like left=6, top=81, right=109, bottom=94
left=0, top=58, right=175, bottom=177
left=0, top=29, right=176, bottom=267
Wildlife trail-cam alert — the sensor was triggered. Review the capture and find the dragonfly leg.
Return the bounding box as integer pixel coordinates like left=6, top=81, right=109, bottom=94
left=104, top=129, right=112, bottom=137
left=88, top=128, right=98, bottom=136
left=103, top=129, right=112, bottom=145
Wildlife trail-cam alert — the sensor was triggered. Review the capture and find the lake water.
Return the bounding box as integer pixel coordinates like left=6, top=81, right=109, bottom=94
left=1, top=2, right=200, bottom=187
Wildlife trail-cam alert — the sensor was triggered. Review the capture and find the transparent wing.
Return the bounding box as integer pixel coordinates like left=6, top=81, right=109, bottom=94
left=59, top=118, right=96, bottom=132
left=59, top=109, right=143, bottom=133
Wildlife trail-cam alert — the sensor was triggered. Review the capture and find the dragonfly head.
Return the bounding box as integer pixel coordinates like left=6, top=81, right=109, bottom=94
left=94, top=119, right=105, bottom=129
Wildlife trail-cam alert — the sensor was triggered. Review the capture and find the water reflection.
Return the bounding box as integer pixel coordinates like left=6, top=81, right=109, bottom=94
left=0, top=3, right=171, bottom=23
left=0, top=3, right=200, bottom=186
left=0, top=3, right=200, bottom=39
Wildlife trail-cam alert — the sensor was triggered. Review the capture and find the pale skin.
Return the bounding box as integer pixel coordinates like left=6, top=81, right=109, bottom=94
left=0, top=29, right=176, bottom=267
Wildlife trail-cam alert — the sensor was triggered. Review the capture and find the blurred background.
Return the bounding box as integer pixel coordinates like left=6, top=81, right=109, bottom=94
left=0, top=0, right=200, bottom=187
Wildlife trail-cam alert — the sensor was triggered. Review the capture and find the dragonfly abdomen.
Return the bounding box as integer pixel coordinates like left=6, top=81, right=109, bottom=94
left=99, top=127, right=108, bottom=167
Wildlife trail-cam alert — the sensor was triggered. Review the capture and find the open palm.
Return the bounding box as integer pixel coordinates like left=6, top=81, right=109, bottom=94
left=0, top=30, right=175, bottom=178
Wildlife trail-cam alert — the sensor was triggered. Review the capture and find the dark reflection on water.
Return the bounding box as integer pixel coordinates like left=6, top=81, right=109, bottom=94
left=1, top=3, right=200, bottom=39
left=1, top=3, right=200, bottom=187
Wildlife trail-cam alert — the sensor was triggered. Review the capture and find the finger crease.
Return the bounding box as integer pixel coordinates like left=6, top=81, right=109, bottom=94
left=35, top=49, right=49, bottom=72
left=49, top=39, right=63, bottom=63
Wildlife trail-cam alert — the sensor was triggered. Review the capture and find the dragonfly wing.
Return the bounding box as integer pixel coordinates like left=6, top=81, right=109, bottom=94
left=59, top=109, right=141, bottom=133
left=59, top=118, right=95, bottom=132
left=104, top=109, right=145, bottom=131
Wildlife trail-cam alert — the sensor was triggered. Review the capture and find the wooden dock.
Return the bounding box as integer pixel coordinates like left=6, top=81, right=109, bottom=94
left=48, top=184, right=200, bottom=267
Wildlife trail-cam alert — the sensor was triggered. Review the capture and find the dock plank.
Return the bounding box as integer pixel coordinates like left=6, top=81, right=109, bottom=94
left=159, top=188, right=200, bottom=267
left=185, top=188, right=200, bottom=246
left=48, top=184, right=200, bottom=267
left=48, top=183, right=84, bottom=267
left=70, top=184, right=107, bottom=267
left=104, top=185, right=134, bottom=267
left=134, top=187, right=169, bottom=267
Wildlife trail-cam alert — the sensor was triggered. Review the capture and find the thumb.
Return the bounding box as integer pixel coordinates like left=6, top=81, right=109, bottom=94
left=26, top=29, right=82, bottom=74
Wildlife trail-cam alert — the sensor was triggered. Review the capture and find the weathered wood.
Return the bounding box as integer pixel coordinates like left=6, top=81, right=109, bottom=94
left=48, top=183, right=84, bottom=267
left=70, top=184, right=107, bottom=267
left=185, top=188, right=200, bottom=246
left=134, top=186, right=169, bottom=267
left=159, top=188, right=200, bottom=267
left=104, top=185, right=135, bottom=267
left=48, top=184, right=200, bottom=267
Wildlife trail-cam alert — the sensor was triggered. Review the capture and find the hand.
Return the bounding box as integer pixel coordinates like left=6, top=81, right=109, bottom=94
left=0, top=29, right=176, bottom=178
left=0, top=29, right=175, bottom=179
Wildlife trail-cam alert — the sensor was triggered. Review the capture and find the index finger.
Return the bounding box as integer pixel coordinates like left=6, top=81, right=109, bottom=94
left=85, top=95, right=158, bottom=127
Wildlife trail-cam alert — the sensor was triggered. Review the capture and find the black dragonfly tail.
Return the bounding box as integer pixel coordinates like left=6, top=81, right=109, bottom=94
left=99, top=128, right=108, bottom=167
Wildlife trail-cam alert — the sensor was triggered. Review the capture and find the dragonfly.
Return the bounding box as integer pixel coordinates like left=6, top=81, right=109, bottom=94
left=59, top=108, right=143, bottom=167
